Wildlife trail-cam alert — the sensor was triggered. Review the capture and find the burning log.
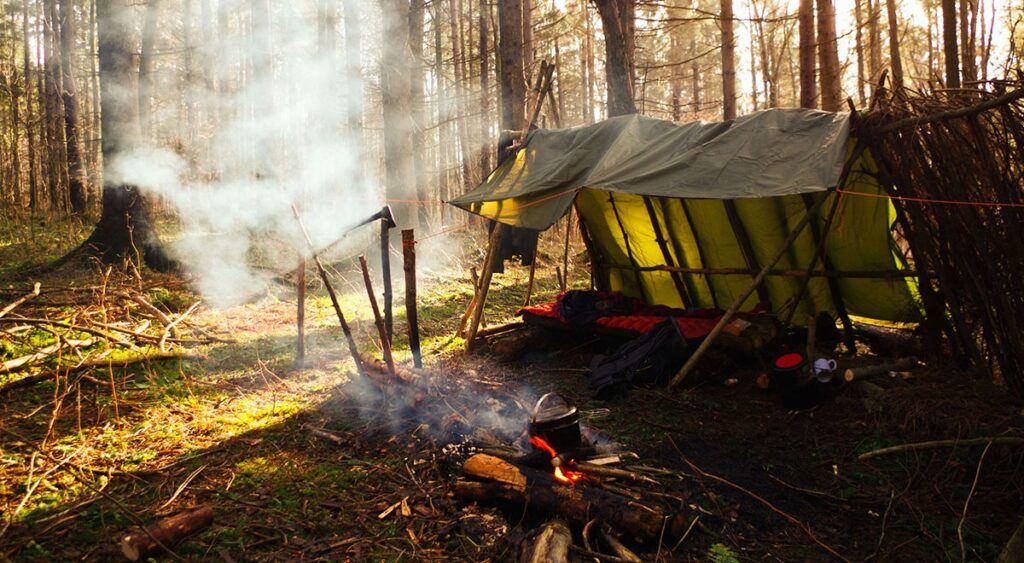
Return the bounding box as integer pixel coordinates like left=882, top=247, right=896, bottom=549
left=119, top=505, right=213, bottom=561
left=456, top=454, right=685, bottom=542
left=522, top=519, right=571, bottom=563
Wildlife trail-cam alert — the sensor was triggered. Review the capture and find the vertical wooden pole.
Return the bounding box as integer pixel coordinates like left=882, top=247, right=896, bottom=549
left=668, top=192, right=829, bottom=389
left=523, top=258, right=537, bottom=306
left=296, top=255, right=306, bottom=364
left=402, top=229, right=422, bottom=368
left=381, top=218, right=393, bottom=345
left=465, top=225, right=503, bottom=350
left=806, top=313, right=817, bottom=379
left=359, top=255, right=396, bottom=376
left=560, top=206, right=572, bottom=293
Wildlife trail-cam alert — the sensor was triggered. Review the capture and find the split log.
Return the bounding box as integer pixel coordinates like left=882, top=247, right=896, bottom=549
left=119, top=505, right=213, bottom=561
left=842, top=357, right=919, bottom=382
left=457, top=454, right=684, bottom=542
left=521, top=519, right=571, bottom=563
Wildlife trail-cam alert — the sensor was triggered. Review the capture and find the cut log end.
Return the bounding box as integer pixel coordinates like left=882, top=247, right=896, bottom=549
left=119, top=505, right=214, bottom=561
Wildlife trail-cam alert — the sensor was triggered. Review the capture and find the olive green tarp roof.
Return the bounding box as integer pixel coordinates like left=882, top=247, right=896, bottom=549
left=450, top=109, right=921, bottom=323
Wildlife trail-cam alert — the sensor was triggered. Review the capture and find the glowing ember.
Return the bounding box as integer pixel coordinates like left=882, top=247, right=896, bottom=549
left=529, top=436, right=585, bottom=484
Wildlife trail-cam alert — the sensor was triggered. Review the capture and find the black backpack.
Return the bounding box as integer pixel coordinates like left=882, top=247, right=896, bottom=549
left=588, top=318, right=692, bottom=399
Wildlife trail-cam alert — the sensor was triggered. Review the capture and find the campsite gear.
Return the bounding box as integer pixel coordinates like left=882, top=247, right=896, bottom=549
left=771, top=352, right=807, bottom=391
left=529, top=393, right=581, bottom=452
left=450, top=109, right=920, bottom=327
left=556, top=290, right=637, bottom=326
left=588, top=318, right=691, bottom=398
left=813, top=358, right=838, bottom=382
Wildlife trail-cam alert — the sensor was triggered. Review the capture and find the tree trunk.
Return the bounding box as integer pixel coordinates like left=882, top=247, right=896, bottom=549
left=43, top=0, right=68, bottom=212
left=942, top=0, right=958, bottom=87
left=138, top=0, right=160, bottom=142
left=450, top=0, right=473, bottom=190
left=23, top=0, right=38, bottom=213
left=798, top=0, right=816, bottom=108
left=59, top=0, right=88, bottom=213
left=583, top=5, right=594, bottom=121
left=816, top=0, right=841, bottom=111
left=9, top=26, right=23, bottom=209
left=76, top=0, right=174, bottom=271
left=959, top=0, right=973, bottom=83
left=380, top=1, right=416, bottom=227
left=499, top=0, right=526, bottom=129
left=410, top=0, right=426, bottom=217
left=886, top=0, right=904, bottom=88
left=478, top=0, right=490, bottom=174
left=854, top=0, right=867, bottom=105
left=867, top=0, right=882, bottom=83
left=592, top=0, right=637, bottom=117
left=522, top=0, right=533, bottom=80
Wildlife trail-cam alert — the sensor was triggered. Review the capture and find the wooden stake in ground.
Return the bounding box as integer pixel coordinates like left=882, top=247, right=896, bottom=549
left=402, top=229, right=422, bottom=368
left=668, top=192, right=830, bottom=388
left=381, top=218, right=393, bottom=345
left=359, top=255, right=396, bottom=376
left=120, top=505, right=213, bottom=561
left=291, top=205, right=365, bottom=378
left=296, top=255, right=306, bottom=364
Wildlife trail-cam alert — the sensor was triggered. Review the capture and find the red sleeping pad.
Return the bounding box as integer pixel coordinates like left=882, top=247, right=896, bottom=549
left=519, top=295, right=726, bottom=340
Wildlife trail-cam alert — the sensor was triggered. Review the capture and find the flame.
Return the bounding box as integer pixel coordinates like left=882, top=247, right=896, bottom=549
left=529, top=436, right=585, bottom=484
left=554, top=466, right=585, bottom=483
left=529, top=436, right=557, bottom=456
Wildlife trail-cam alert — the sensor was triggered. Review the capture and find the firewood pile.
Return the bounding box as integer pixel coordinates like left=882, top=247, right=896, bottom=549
left=0, top=277, right=224, bottom=396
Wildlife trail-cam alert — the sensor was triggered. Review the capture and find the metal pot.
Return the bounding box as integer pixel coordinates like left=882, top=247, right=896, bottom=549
left=528, top=393, right=581, bottom=453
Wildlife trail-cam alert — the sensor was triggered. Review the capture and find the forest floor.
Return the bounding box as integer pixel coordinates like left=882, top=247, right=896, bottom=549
left=1, top=216, right=1022, bottom=562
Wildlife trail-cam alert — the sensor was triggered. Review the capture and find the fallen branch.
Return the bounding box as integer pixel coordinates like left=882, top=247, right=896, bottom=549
left=857, top=436, right=1024, bottom=461
left=0, top=350, right=205, bottom=396
left=523, top=519, right=571, bottom=563
left=0, top=282, right=41, bottom=319
left=1, top=338, right=95, bottom=373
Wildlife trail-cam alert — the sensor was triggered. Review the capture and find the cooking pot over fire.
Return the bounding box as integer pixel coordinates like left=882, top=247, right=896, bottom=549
left=528, top=393, right=581, bottom=452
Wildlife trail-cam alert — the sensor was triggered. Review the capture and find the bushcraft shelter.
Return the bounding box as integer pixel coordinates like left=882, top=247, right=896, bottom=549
left=450, top=108, right=922, bottom=327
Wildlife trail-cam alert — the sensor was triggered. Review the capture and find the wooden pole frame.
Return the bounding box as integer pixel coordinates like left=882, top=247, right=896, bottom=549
left=381, top=218, right=393, bottom=345
left=607, top=193, right=646, bottom=298
left=291, top=205, right=365, bottom=378
left=668, top=191, right=831, bottom=389
left=643, top=195, right=691, bottom=306
left=402, top=229, right=422, bottom=368
left=723, top=199, right=771, bottom=305
left=359, top=255, right=396, bottom=376
left=465, top=225, right=503, bottom=350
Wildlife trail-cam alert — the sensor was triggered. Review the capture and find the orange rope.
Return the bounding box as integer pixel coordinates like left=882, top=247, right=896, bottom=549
left=836, top=187, right=1024, bottom=208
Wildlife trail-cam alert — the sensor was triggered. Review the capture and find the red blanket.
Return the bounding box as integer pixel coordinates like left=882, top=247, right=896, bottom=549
left=519, top=299, right=723, bottom=340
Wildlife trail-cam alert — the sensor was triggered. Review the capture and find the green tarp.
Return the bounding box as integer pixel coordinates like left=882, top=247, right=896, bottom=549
left=450, top=109, right=920, bottom=323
